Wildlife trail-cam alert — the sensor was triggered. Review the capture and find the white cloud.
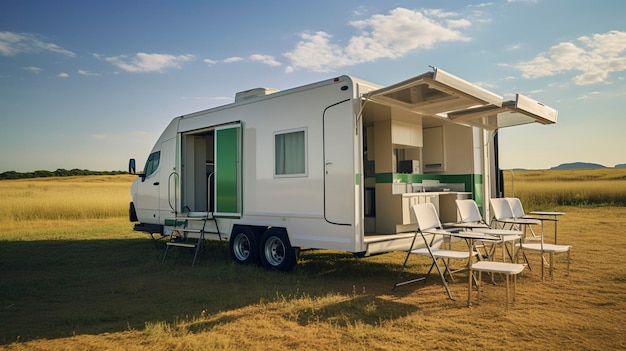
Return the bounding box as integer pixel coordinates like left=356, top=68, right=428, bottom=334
left=512, top=30, right=626, bottom=85
left=104, top=53, right=195, bottom=73
left=0, top=31, right=75, bottom=57
left=447, top=19, right=472, bottom=29
left=78, top=69, right=100, bottom=76
left=284, top=32, right=352, bottom=73
left=57, top=72, right=69, bottom=78
left=249, top=54, right=281, bottom=67
left=284, top=7, right=471, bottom=73
left=22, top=66, right=42, bottom=74
left=223, top=56, right=244, bottom=63
left=204, top=54, right=281, bottom=67
left=423, top=9, right=459, bottom=18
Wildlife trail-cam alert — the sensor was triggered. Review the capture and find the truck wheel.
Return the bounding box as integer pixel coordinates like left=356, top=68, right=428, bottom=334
left=259, top=228, right=297, bottom=271
left=229, top=226, right=258, bottom=265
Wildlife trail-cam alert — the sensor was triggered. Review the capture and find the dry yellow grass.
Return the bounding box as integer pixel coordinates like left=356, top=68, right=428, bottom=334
left=1, top=173, right=625, bottom=350
left=503, top=168, right=626, bottom=207
left=0, top=175, right=135, bottom=231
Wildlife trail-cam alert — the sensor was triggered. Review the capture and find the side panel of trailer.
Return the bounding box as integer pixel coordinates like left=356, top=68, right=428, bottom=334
left=174, top=77, right=362, bottom=252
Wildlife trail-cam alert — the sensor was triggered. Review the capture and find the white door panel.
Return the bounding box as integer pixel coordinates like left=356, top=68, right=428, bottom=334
left=323, top=100, right=354, bottom=226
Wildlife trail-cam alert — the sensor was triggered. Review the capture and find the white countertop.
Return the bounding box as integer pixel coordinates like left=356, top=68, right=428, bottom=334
left=401, top=191, right=471, bottom=197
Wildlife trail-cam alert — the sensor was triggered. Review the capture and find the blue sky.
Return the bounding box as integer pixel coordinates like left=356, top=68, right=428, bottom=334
left=1, top=0, right=625, bottom=172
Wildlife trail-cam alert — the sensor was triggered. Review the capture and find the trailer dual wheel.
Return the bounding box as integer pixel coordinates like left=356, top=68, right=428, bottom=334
left=229, top=226, right=258, bottom=265
left=259, top=228, right=297, bottom=271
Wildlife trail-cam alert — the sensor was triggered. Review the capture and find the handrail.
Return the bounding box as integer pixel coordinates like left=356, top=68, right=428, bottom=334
left=168, top=171, right=179, bottom=216
left=207, top=171, right=215, bottom=213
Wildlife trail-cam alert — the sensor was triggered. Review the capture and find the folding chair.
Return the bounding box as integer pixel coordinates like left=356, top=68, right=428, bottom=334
left=491, top=198, right=571, bottom=280
left=490, top=198, right=541, bottom=233
left=454, top=199, right=490, bottom=228
left=505, top=197, right=543, bottom=241
left=506, top=197, right=564, bottom=241
left=393, top=203, right=479, bottom=300
left=455, top=199, right=521, bottom=261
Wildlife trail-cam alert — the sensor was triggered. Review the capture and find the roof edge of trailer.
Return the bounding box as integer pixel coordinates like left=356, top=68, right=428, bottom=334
left=177, top=75, right=360, bottom=120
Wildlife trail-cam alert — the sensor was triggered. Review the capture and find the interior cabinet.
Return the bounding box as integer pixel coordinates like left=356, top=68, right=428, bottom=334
left=423, top=126, right=444, bottom=172
left=391, top=120, right=422, bottom=148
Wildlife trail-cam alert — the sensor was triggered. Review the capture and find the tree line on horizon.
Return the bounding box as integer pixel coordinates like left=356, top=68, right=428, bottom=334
left=0, top=169, right=128, bottom=180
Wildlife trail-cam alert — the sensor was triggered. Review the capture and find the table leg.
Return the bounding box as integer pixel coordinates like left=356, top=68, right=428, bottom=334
left=468, top=238, right=473, bottom=307
left=554, top=217, right=558, bottom=244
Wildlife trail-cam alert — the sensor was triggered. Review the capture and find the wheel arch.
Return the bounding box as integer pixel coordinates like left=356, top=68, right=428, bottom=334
left=230, top=224, right=267, bottom=239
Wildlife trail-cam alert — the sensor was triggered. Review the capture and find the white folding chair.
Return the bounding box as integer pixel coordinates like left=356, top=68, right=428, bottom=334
left=491, top=198, right=571, bottom=281
left=506, top=197, right=543, bottom=241
left=393, top=203, right=478, bottom=300
left=490, top=198, right=541, bottom=233
left=455, top=199, right=490, bottom=228
left=456, top=199, right=520, bottom=261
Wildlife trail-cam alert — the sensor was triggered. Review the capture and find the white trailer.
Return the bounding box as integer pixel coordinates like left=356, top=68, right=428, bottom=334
left=129, top=67, right=557, bottom=271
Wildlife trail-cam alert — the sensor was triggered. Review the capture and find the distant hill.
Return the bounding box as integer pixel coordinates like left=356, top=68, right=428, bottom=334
left=615, top=164, right=626, bottom=169
left=551, top=162, right=607, bottom=170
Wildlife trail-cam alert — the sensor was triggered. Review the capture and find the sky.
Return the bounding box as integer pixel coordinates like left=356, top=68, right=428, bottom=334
left=1, top=0, right=625, bottom=172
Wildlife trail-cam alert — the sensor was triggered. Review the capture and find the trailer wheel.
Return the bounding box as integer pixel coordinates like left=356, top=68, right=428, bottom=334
left=229, top=226, right=258, bottom=265
left=259, top=228, right=296, bottom=271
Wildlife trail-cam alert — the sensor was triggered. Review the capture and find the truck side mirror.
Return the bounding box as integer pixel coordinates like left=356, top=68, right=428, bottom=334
left=128, top=158, right=136, bottom=174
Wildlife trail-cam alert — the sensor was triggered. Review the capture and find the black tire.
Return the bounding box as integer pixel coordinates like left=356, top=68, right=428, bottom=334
left=229, top=226, right=258, bottom=265
left=259, top=228, right=297, bottom=271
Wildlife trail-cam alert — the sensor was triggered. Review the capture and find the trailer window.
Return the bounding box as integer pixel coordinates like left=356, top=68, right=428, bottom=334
left=275, top=129, right=306, bottom=176
left=143, top=151, right=161, bottom=177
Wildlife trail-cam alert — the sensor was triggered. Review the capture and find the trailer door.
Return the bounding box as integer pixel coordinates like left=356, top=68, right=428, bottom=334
left=214, top=124, right=242, bottom=218
left=323, top=100, right=353, bottom=226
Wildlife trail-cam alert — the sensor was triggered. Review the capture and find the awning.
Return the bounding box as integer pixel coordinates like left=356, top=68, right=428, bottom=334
left=365, top=67, right=502, bottom=118
left=447, top=94, right=558, bottom=130
left=363, top=67, right=557, bottom=130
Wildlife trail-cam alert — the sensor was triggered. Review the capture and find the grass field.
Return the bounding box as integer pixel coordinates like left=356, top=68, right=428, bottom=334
left=1, top=171, right=625, bottom=350
left=502, top=168, right=626, bottom=207
left=0, top=175, right=133, bottom=232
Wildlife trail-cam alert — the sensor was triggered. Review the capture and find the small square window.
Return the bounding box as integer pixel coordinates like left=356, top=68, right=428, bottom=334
left=275, top=129, right=306, bottom=176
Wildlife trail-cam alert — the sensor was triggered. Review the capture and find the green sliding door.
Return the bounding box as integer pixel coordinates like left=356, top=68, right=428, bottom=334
left=214, top=124, right=241, bottom=217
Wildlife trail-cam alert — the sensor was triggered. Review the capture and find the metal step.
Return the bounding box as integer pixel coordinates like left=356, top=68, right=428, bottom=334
left=166, top=241, right=197, bottom=248
left=163, top=211, right=220, bottom=266
left=176, top=228, right=202, bottom=234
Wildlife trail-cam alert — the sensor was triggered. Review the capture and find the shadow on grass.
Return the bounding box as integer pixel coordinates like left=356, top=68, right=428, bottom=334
left=0, top=237, right=434, bottom=344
